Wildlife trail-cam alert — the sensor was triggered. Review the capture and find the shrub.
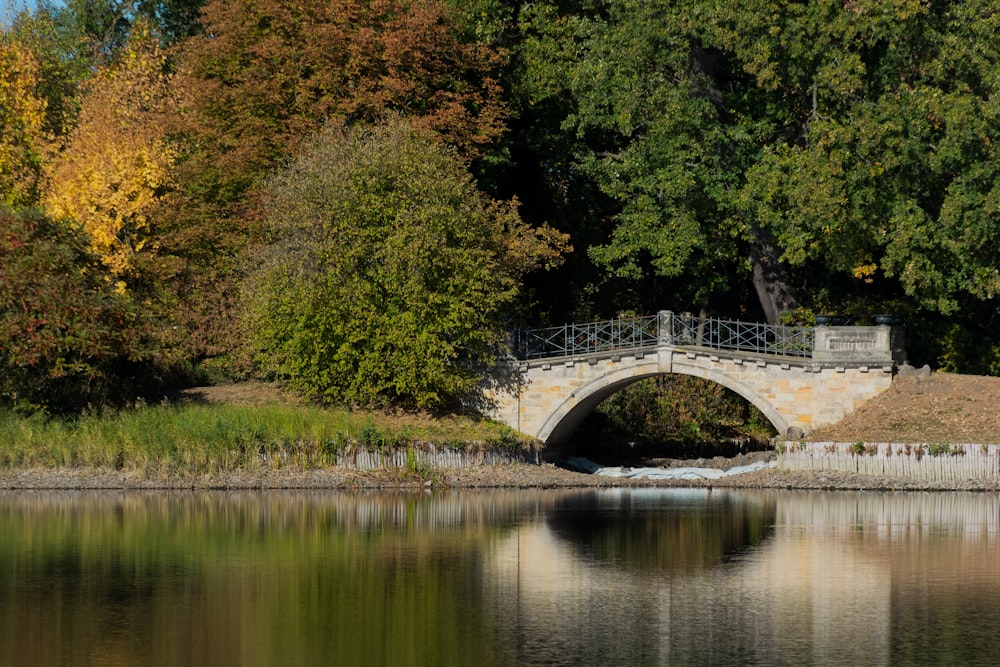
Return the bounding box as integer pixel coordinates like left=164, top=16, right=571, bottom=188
left=242, top=120, right=566, bottom=410
left=0, top=208, right=150, bottom=412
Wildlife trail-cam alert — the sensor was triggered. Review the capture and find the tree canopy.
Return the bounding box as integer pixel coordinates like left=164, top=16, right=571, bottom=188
left=43, top=20, right=179, bottom=283
left=142, top=0, right=513, bottom=361
left=501, top=0, right=1000, bottom=369
left=0, top=37, right=47, bottom=207
left=3, top=0, right=1000, bottom=415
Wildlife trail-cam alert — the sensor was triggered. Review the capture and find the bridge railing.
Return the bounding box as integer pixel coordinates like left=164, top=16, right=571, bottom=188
left=515, top=311, right=815, bottom=360
left=515, top=315, right=659, bottom=360
left=664, top=312, right=814, bottom=358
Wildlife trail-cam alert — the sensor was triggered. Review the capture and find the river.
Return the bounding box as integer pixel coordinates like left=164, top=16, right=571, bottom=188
left=0, top=489, right=997, bottom=666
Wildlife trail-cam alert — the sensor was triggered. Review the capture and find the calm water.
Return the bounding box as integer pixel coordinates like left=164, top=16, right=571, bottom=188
left=0, top=488, right=998, bottom=666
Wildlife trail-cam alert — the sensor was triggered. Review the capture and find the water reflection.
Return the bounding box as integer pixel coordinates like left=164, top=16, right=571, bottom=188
left=485, top=489, right=777, bottom=665
left=545, top=488, right=775, bottom=569
left=0, top=490, right=997, bottom=666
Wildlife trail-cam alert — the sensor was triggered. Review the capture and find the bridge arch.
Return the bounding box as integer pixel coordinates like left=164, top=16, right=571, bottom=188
left=537, top=359, right=790, bottom=446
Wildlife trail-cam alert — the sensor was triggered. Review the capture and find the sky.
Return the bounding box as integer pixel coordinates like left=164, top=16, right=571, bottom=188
left=1, top=1, right=62, bottom=27
left=1, top=2, right=33, bottom=26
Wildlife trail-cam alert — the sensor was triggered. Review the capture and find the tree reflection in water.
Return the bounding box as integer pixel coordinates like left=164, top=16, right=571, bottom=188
left=0, top=490, right=997, bottom=666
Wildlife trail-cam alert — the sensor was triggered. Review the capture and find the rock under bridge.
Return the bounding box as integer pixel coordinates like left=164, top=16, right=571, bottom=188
left=490, top=311, right=906, bottom=446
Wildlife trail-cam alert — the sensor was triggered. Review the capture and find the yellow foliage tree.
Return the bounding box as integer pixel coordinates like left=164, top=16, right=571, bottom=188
left=0, top=38, right=47, bottom=207
left=43, top=22, right=179, bottom=283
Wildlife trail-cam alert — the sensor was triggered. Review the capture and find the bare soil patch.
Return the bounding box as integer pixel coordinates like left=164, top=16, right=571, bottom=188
left=173, top=381, right=302, bottom=406
left=807, top=372, right=1000, bottom=444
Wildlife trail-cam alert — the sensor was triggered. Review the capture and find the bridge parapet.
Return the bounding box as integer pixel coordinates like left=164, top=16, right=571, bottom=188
left=660, top=311, right=814, bottom=358
left=515, top=311, right=905, bottom=366
left=515, top=315, right=659, bottom=360
left=813, top=325, right=905, bottom=364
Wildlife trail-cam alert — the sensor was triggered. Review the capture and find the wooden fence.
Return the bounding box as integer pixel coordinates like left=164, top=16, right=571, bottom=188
left=778, top=441, right=1000, bottom=481
left=334, top=443, right=538, bottom=471
left=774, top=490, right=1000, bottom=540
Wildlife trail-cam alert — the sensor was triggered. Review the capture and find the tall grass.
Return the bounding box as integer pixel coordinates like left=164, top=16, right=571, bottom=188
left=0, top=403, right=519, bottom=474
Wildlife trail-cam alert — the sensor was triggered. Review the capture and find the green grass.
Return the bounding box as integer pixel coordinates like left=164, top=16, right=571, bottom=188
left=0, top=403, right=525, bottom=474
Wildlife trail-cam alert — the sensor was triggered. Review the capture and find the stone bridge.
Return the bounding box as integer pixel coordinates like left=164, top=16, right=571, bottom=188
left=490, top=311, right=906, bottom=446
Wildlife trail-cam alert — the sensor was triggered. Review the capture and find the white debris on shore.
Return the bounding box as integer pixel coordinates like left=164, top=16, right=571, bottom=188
left=564, top=457, right=776, bottom=480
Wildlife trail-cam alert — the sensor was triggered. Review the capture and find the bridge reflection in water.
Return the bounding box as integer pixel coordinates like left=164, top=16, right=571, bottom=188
left=484, top=490, right=999, bottom=666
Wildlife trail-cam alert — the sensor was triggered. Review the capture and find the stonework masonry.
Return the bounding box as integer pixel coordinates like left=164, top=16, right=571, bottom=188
left=489, top=340, right=897, bottom=446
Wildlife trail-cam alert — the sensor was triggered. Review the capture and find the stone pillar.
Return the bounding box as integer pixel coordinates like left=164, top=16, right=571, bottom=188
left=657, top=310, right=674, bottom=345
left=812, top=326, right=905, bottom=364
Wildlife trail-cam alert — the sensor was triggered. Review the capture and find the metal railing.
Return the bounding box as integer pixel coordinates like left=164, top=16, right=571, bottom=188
left=515, top=315, right=659, bottom=360
left=665, top=312, right=814, bottom=358
left=515, top=311, right=815, bottom=360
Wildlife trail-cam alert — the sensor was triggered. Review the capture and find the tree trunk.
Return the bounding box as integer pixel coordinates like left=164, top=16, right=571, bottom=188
left=750, top=231, right=797, bottom=324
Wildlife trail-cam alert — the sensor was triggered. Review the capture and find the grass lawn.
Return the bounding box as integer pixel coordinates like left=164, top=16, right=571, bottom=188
left=0, top=384, right=525, bottom=474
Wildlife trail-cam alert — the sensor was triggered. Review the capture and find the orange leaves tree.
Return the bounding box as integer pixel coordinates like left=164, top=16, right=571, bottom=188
left=172, top=0, right=505, bottom=179
left=156, top=0, right=510, bottom=363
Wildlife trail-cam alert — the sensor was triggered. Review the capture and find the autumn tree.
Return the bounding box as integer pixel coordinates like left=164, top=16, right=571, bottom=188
left=6, top=2, right=131, bottom=138
left=0, top=208, right=151, bottom=413
left=0, top=37, right=47, bottom=207
left=171, top=0, right=505, bottom=180
left=243, top=120, right=566, bottom=409
left=151, top=0, right=510, bottom=364
left=43, top=19, right=179, bottom=284
left=1, top=1, right=189, bottom=210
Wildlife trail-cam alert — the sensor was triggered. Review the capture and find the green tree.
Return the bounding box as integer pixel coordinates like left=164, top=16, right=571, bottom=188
left=513, top=0, right=755, bottom=320
left=135, top=0, right=206, bottom=43
left=37, top=0, right=204, bottom=52
left=243, top=120, right=566, bottom=409
left=510, top=0, right=1000, bottom=333
left=736, top=0, right=1000, bottom=317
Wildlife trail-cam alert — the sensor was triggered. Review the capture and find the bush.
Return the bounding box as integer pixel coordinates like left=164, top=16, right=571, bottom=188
left=242, top=120, right=566, bottom=410
left=0, top=208, right=151, bottom=412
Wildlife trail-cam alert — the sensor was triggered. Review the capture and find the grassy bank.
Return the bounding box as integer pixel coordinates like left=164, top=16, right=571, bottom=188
left=0, top=403, right=526, bottom=475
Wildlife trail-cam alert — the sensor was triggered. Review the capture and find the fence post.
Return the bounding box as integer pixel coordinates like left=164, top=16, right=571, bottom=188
left=695, top=314, right=707, bottom=347
left=658, top=311, right=673, bottom=345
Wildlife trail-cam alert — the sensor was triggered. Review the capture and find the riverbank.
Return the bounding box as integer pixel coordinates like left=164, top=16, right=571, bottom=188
left=4, top=373, right=999, bottom=492
left=2, top=458, right=997, bottom=491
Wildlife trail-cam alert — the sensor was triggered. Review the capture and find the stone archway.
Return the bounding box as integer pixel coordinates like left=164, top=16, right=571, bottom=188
left=536, top=363, right=789, bottom=447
